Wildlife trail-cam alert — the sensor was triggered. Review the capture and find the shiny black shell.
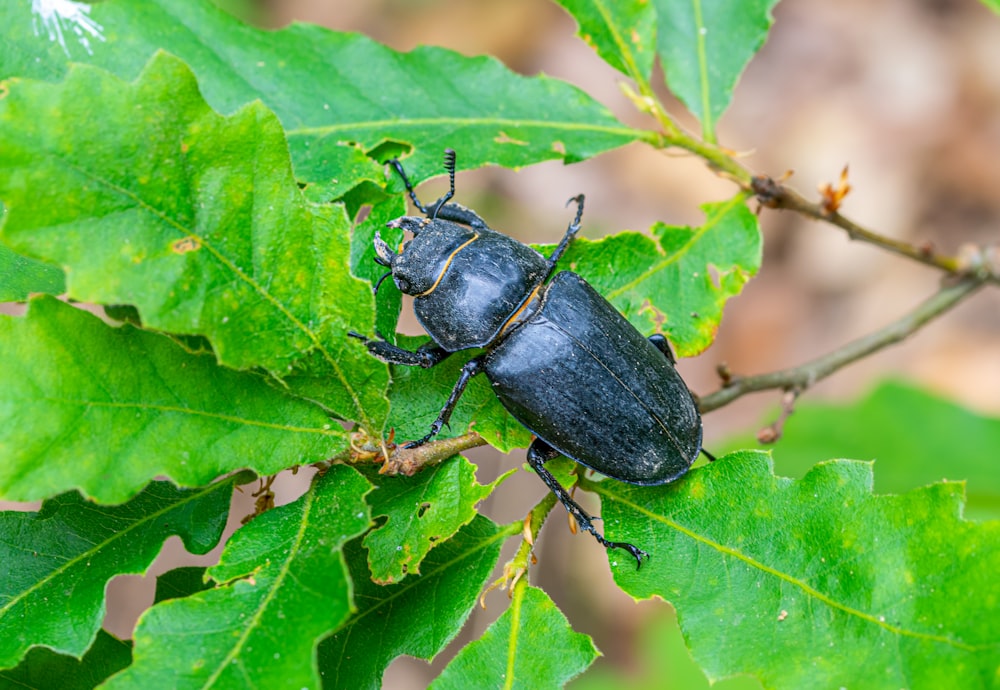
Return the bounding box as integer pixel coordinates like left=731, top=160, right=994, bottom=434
left=484, top=271, right=701, bottom=484
left=391, top=217, right=550, bottom=351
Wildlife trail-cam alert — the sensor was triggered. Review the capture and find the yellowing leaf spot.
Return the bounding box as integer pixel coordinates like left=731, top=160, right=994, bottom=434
left=551, top=141, right=566, bottom=156
left=631, top=29, right=641, bottom=46
left=172, top=237, right=202, bottom=254
left=639, top=298, right=667, bottom=330
left=0, top=82, right=8, bottom=99
left=687, top=477, right=706, bottom=500
left=494, top=131, right=529, bottom=146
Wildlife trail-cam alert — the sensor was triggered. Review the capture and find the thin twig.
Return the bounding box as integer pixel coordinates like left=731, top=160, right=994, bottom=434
left=750, top=176, right=969, bottom=275
left=699, top=277, right=984, bottom=412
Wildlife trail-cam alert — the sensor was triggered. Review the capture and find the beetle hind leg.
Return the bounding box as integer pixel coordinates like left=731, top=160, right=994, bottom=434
left=526, top=438, right=649, bottom=568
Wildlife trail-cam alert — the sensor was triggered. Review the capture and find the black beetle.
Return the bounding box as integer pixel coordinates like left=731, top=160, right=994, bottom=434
left=350, top=149, right=706, bottom=566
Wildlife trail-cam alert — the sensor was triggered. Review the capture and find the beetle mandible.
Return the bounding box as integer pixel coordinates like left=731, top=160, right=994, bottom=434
left=350, top=149, right=706, bottom=567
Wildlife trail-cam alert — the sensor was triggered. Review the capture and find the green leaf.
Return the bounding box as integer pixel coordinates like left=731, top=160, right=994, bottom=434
left=430, top=583, right=599, bottom=689
left=362, top=456, right=508, bottom=584
left=584, top=452, right=1000, bottom=689
left=317, top=515, right=510, bottom=689
left=724, top=380, right=1000, bottom=520
left=0, top=630, right=132, bottom=690
left=0, top=52, right=387, bottom=429
left=152, top=567, right=212, bottom=605
left=0, top=245, right=63, bottom=301
left=104, top=465, right=372, bottom=690
left=553, top=0, right=656, bottom=82
left=569, top=606, right=762, bottom=690
left=0, top=0, right=645, bottom=184
left=0, top=297, right=345, bottom=503
left=562, top=194, right=761, bottom=356
left=654, top=0, right=780, bottom=140
left=0, top=475, right=242, bottom=669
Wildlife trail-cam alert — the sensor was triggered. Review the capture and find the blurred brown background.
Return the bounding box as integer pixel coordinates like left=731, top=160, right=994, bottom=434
left=13, top=0, right=1000, bottom=686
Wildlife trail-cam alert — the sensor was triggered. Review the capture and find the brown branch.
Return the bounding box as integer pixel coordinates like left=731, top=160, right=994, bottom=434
left=750, top=176, right=972, bottom=275
left=699, top=277, right=984, bottom=413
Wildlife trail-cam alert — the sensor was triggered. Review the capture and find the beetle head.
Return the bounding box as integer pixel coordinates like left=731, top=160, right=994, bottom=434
left=377, top=215, right=477, bottom=296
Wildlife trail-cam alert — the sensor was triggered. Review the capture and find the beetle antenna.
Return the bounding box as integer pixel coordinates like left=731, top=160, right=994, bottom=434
left=389, top=158, right=431, bottom=215
left=429, top=148, right=457, bottom=220
left=700, top=448, right=717, bottom=462
left=372, top=270, right=393, bottom=296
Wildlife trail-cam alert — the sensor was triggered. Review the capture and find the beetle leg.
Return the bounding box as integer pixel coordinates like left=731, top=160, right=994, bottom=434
left=646, top=333, right=677, bottom=366
left=405, top=356, right=485, bottom=448
left=348, top=332, right=451, bottom=368
left=390, top=149, right=487, bottom=225
left=545, top=194, right=585, bottom=271
left=388, top=158, right=431, bottom=215
left=526, top=438, right=649, bottom=569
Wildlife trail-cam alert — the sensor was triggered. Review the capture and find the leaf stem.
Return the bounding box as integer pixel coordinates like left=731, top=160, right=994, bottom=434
left=699, top=276, right=984, bottom=412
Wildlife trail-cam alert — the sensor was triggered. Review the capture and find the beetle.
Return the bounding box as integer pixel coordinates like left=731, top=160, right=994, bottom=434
left=350, top=149, right=707, bottom=567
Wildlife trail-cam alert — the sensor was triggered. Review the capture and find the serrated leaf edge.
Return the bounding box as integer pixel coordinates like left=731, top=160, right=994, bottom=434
left=0, top=475, right=244, bottom=635
left=11, top=55, right=377, bottom=431
left=336, top=521, right=519, bottom=642
left=199, top=480, right=324, bottom=686
left=603, top=192, right=751, bottom=302
left=588, top=467, right=984, bottom=653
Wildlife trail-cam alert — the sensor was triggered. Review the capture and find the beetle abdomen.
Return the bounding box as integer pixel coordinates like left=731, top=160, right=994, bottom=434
left=484, top=271, right=702, bottom=485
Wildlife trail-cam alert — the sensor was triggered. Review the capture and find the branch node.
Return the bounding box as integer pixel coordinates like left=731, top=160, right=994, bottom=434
left=756, top=389, right=800, bottom=445
left=716, top=361, right=736, bottom=386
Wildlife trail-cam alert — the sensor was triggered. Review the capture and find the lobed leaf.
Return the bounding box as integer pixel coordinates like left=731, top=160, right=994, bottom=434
left=0, top=52, right=388, bottom=429
left=0, top=297, right=344, bottom=503
left=104, top=465, right=372, bottom=690
left=585, top=452, right=1000, bottom=689
left=553, top=0, right=657, bottom=82
left=654, top=0, right=780, bottom=140
left=561, top=194, right=761, bottom=356
left=0, top=0, right=645, bottom=184
left=725, top=380, right=1000, bottom=520
left=317, top=515, right=510, bottom=689
left=0, top=630, right=132, bottom=690
left=361, top=457, right=511, bottom=584
left=0, top=475, right=243, bottom=669
left=430, top=583, right=599, bottom=689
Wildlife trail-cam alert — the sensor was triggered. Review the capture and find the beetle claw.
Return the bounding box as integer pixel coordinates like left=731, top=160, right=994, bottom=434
left=606, top=541, right=649, bottom=569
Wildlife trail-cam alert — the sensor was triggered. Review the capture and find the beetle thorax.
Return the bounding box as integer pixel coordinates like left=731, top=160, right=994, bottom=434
left=390, top=219, right=550, bottom=351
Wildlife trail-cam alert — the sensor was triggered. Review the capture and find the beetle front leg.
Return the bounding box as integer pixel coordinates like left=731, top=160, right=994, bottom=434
left=405, top=355, right=485, bottom=448
left=348, top=332, right=451, bottom=368
left=545, top=194, right=585, bottom=270
left=526, top=438, right=649, bottom=569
